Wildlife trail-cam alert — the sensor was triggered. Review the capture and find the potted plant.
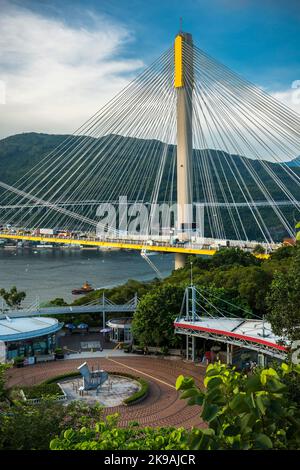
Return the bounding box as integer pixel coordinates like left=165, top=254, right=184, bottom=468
left=14, top=356, right=25, bottom=368
left=123, top=344, right=132, bottom=353
left=54, top=347, right=64, bottom=360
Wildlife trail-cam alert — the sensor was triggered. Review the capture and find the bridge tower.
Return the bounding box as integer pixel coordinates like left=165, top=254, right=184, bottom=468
left=174, top=32, right=194, bottom=269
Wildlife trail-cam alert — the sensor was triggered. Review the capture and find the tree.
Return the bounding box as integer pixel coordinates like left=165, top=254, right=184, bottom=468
left=47, top=298, right=68, bottom=307
left=176, top=362, right=300, bottom=450
left=0, top=286, right=26, bottom=309
left=211, top=248, right=260, bottom=268
left=269, top=244, right=296, bottom=261
left=0, top=364, right=10, bottom=401
left=132, top=284, right=184, bottom=347
left=253, top=244, right=265, bottom=255
left=266, top=249, right=300, bottom=341
left=204, top=265, right=273, bottom=315
left=195, top=285, right=252, bottom=318
left=0, top=400, right=103, bottom=450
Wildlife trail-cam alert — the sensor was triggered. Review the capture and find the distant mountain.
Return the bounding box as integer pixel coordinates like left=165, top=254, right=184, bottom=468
left=284, top=156, right=300, bottom=167
left=0, top=132, right=69, bottom=184
left=1, top=132, right=299, bottom=197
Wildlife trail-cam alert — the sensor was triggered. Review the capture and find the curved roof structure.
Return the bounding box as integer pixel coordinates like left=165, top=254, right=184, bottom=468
left=0, top=316, right=63, bottom=342
left=174, top=317, right=288, bottom=358
left=107, top=318, right=132, bottom=329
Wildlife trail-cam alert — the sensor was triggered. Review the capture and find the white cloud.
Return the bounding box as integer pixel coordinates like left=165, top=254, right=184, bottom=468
left=271, top=84, right=300, bottom=115
left=0, top=3, right=144, bottom=138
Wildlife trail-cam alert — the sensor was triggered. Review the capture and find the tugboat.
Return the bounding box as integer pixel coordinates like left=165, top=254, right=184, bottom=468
left=72, top=281, right=95, bottom=295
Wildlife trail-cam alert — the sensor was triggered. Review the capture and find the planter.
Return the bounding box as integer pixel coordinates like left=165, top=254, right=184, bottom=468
left=20, top=383, right=67, bottom=405
left=14, top=357, right=25, bottom=368
left=55, top=353, right=65, bottom=360
left=54, top=349, right=65, bottom=360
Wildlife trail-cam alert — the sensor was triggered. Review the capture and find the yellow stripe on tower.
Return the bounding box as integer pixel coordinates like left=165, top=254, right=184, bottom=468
left=174, top=34, right=183, bottom=88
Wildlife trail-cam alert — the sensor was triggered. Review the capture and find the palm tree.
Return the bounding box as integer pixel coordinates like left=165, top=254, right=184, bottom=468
left=0, top=286, right=26, bottom=309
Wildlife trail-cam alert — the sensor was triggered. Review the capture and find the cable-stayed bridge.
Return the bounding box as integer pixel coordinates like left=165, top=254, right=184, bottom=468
left=0, top=30, right=300, bottom=268
left=0, top=200, right=299, bottom=209
left=0, top=294, right=138, bottom=329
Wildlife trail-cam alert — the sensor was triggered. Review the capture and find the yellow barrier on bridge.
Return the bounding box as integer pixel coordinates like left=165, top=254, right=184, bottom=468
left=0, top=233, right=270, bottom=258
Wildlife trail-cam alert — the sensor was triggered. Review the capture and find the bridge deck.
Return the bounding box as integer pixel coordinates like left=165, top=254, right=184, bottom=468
left=0, top=303, right=136, bottom=320
left=0, top=234, right=270, bottom=258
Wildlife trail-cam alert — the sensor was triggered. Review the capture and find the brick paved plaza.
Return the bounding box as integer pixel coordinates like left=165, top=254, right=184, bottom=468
left=6, top=356, right=206, bottom=428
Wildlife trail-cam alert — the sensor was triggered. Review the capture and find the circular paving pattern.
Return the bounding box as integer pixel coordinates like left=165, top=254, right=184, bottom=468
left=60, top=374, right=141, bottom=407
left=6, top=356, right=206, bottom=428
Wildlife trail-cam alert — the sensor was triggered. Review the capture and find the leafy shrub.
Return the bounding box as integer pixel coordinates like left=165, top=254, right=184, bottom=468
left=123, top=378, right=148, bottom=405
left=0, top=400, right=103, bottom=450
left=176, top=362, right=300, bottom=450
left=50, top=413, right=188, bottom=450
left=22, top=383, right=63, bottom=399
left=13, top=356, right=24, bottom=365
left=43, top=372, right=80, bottom=384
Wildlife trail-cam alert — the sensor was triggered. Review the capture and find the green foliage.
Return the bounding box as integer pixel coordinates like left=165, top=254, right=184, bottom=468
left=0, top=400, right=103, bottom=450
left=0, top=286, right=26, bottom=308
left=132, top=284, right=185, bottom=347
left=176, top=362, right=300, bottom=450
left=269, top=244, right=295, bottom=261
left=54, top=347, right=64, bottom=354
left=0, top=132, right=67, bottom=185
left=50, top=413, right=188, bottom=450
left=72, top=279, right=154, bottom=306
left=267, top=248, right=300, bottom=340
left=43, top=371, right=80, bottom=384
left=123, top=378, right=149, bottom=405
left=13, top=356, right=25, bottom=365
left=46, top=298, right=68, bottom=307
left=210, top=248, right=260, bottom=268
left=253, top=244, right=265, bottom=255
left=217, top=265, right=273, bottom=314
left=22, top=383, right=63, bottom=400
left=0, top=364, right=10, bottom=401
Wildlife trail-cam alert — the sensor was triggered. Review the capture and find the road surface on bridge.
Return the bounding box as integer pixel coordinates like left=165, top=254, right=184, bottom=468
left=0, top=233, right=270, bottom=258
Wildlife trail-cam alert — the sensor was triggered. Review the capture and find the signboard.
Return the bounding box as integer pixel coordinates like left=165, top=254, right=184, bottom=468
left=24, top=356, right=36, bottom=366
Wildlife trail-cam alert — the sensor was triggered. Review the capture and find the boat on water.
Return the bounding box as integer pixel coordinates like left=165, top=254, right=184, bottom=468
left=35, top=244, right=54, bottom=249
left=72, top=281, right=95, bottom=295
left=60, top=243, right=80, bottom=249
left=98, top=246, right=121, bottom=252
left=80, top=246, right=98, bottom=251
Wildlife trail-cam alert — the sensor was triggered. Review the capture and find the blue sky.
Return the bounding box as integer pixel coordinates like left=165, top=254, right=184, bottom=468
left=0, top=0, right=299, bottom=137
left=23, top=0, right=300, bottom=88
